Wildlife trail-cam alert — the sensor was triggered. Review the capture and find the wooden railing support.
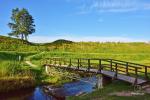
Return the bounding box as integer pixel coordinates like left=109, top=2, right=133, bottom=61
left=69, top=58, right=72, bottom=67
left=115, top=63, right=118, bottom=78
left=110, top=59, right=113, bottom=71
left=77, top=59, right=80, bottom=69
left=99, top=59, right=102, bottom=72
left=133, top=67, right=138, bottom=85
left=88, top=59, right=91, bottom=71
left=126, top=62, right=129, bottom=75
left=145, top=66, right=148, bottom=80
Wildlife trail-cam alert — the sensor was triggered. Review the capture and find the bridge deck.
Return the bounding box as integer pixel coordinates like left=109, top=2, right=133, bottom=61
left=46, top=64, right=147, bottom=85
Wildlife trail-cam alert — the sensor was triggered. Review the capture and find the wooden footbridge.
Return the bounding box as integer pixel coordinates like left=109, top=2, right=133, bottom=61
left=43, top=57, right=150, bottom=86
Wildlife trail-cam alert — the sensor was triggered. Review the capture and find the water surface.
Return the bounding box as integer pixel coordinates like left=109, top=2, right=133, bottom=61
left=0, top=76, right=98, bottom=100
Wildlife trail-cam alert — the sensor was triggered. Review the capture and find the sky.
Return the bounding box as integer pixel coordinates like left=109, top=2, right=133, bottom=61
left=0, top=0, right=150, bottom=43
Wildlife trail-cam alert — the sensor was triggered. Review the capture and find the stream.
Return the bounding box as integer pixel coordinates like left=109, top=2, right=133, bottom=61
left=0, top=76, right=100, bottom=100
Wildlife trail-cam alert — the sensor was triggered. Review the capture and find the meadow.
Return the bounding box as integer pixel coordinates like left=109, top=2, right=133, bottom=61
left=0, top=35, right=150, bottom=99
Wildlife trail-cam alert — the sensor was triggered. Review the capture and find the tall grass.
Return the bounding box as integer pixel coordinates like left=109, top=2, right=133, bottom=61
left=28, top=52, right=150, bottom=65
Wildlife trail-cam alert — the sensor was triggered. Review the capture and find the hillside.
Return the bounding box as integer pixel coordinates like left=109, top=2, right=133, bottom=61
left=0, top=35, right=30, bottom=45
left=0, top=35, right=43, bottom=51
left=1, top=35, right=150, bottom=54
left=43, top=39, right=73, bottom=46
left=0, top=36, right=74, bottom=51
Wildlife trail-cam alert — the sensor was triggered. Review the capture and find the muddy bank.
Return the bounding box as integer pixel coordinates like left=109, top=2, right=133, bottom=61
left=0, top=77, right=35, bottom=93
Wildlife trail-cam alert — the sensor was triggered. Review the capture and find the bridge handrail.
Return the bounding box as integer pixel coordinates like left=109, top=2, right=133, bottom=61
left=43, top=57, right=150, bottom=81
left=44, top=57, right=150, bottom=68
left=110, top=59, right=150, bottom=68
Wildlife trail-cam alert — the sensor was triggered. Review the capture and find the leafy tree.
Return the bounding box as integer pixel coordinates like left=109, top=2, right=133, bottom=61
left=8, top=8, right=35, bottom=41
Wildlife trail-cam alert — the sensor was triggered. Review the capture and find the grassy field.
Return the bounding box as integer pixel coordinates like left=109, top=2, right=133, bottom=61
left=0, top=51, right=77, bottom=92
left=0, top=51, right=37, bottom=92
left=0, top=35, right=150, bottom=99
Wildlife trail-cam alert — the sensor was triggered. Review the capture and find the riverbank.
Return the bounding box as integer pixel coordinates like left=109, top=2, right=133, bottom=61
left=67, top=81, right=150, bottom=100
left=0, top=77, right=35, bottom=93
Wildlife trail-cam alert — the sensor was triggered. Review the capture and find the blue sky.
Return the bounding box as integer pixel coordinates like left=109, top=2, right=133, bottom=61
left=0, top=0, right=150, bottom=42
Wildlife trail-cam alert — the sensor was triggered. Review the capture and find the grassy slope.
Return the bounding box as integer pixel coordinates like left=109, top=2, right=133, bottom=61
left=1, top=35, right=150, bottom=97
left=0, top=35, right=47, bottom=51
left=0, top=51, right=37, bottom=92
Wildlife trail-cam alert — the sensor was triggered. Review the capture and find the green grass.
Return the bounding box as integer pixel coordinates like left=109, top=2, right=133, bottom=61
left=67, top=81, right=150, bottom=100
left=28, top=51, right=150, bottom=65
left=0, top=35, right=150, bottom=97
left=0, top=51, right=37, bottom=92
left=0, top=51, right=75, bottom=92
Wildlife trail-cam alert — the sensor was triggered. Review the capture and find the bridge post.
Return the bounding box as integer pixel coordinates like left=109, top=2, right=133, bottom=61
left=110, top=59, right=113, bottom=71
left=77, top=59, right=80, bottom=69
left=99, top=59, right=102, bottom=72
left=145, top=66, right=148, bottom=80
left=88, top=59, right=91, bottom=71
left=115, top=63, right=118, bottom=78
left=134, top=67, right=138, bottom=85
left=69, top=58, right=72, bottom=67
left=126, top=62, right=129, bottom=75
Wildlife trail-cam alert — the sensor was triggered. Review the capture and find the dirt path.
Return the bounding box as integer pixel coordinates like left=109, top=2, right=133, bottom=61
left=25, top=61, right=37, bottom=67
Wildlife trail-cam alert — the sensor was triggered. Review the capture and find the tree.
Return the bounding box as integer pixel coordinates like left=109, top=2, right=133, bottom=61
left=8, top=8, right=35, bottom=41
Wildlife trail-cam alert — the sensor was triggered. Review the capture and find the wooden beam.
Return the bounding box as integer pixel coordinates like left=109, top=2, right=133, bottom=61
left=88, top=59, right=91, bottom=71
left=99, top=59, right=102, bottom=72
left=126, top=62, right=129, bottom=75
left=77, top=59, right=80, bottom=69
left=115, top=63, right=118, bottom=78
left=145, top=66, right=148, bottom=80
left=110, top=59, right=113, bottom=71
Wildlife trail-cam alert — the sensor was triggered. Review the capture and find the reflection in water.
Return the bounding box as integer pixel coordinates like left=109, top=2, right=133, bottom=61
left=0, top=76, right=99, bottom=100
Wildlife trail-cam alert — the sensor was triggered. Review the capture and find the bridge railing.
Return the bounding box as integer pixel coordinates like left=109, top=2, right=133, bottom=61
left=43, top=57, right=150, bottom=81
left=102, top=59, right=150, bottom=79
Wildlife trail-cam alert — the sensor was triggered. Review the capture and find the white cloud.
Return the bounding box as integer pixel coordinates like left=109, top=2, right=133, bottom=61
left=69, top=0, right=150, bottom=13
left=29, top=35, right=148, bottom=43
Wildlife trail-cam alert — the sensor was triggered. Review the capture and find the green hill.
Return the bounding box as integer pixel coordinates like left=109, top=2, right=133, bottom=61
left=43, top=39, right=73, bottom=46
left=0, top=35, right=42, bottom=51
left=0, top=35, right=30, bottom=45
left=1, top=35, right=150, bottom=55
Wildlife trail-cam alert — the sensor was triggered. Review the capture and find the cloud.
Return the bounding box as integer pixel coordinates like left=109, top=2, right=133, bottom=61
left=29, top=35, right=148, bottom=43
left=69, top=0, right=150, bottom=13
